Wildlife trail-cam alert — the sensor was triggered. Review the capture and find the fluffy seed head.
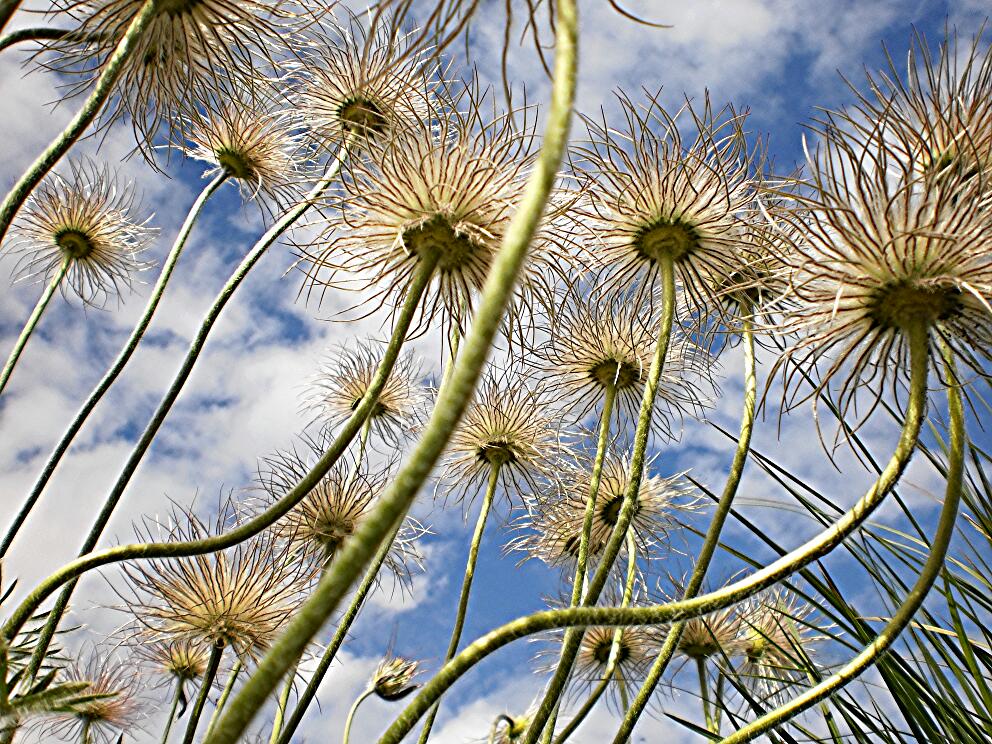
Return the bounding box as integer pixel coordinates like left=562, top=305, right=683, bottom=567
left=38, top=651, right=143, bottom=744
left=306, top=339, right=430, bottom=446
left=574, top=624, right=655, bottom=689
left=537, top=288, right=714, bottom=442
left=120, top=501, right=315, bottom=664
left=256, top=437, right=425, bottom=587
left=133, top=637, right=211, bottom=684
left=371, top=655, right=420, bottom=701
left=439, top=367, right=566, bottom=504
left=297, top=82, right=572, bottom=330
left=575, top=90, right=760, bottom=311
left=292, top=10, right=435, bottom=147
left=677, top=605, right=744, bottom=662
left=8, top=159, right=154, bottom=305
left=45, top=0, right=290, bottom=145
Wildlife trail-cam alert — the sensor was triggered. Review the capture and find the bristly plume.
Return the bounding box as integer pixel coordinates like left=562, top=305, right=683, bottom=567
left=7, top=158, right=155, bottom=306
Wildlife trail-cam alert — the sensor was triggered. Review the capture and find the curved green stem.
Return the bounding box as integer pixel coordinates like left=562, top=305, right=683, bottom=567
left=0, top=27, right=78, bottom=53
left=182, top=644, right=223, bottom=744
left=418, top=462, right=500, bottom=742
left=380, top=322, right=931, bottom=744
left=275, top=520, right=404, bottom=744
left=18, top=151, right=349, bottom=680
left=0, top=257, right=69, bottom=398
left=160, top=677, right=185, bottom=744
left=205, top=661, right=242, bottom=738
left=0, top=173, right=227, bottom=559
left=200, top=3, right=577, bottom=739
left=0, top=0, right=157, bottom=247
left=343, top=688, right=374, bottom=744
left=698, top=659, right=715, bottom=734
left=268, top=661, right=296, bottom=744
left=614, top=312, right=756, bottom=741
left=554, top=534, right=637, bottom=744
left=719, top=340, right=963, bottom=744
left=526, top=253, right=677, bottom=744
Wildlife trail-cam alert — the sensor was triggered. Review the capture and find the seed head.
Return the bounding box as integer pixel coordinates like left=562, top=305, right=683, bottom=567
left=536, top=288, right=714, bottom=442
left=132, top=637, right=211, bottom=685
left=439, top=366, right=567, bottom=504
left=574, top=624, right=655, bottom=690
left=371, top=655, right=420, bottom=701
left=297, top=81, right=573, bottom=330
left=575, top=90, right=761, bottom=312
left=8, top=159, right=154, bottom=305
left=292, top=10, right=436, bottom=147
left=305, top=339, right=430, bottom=446
left=120, top=501, right=315, bottom=664
left=677, top=605, right=744, bottom=662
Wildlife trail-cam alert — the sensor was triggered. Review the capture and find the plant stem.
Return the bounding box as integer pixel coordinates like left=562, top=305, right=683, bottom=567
left=182, top=644, right=223, bottom=744
left=268, top=661, right=296, bottom=744
left=275, top=520, right=404, bottom=744
left=0, top=257, right=69, bottom=398
left=614, top=311, right=756, bottom=741
left=161, top=677, right=185, bottom=744
left=0, top=173, right=227, bottom=559
left=698, top=659, right=715, bottom=734
left=0, top=27, right=77, bottom=53
left=418, top=461, right=500, bottom=742
left=343, top=688, right=374, bottom=744
left=526, top=253, right=677, bottom=744
left=79, top=719, right=91, bottom=744
left=205, top=661, right=242, bottom=738
left=200, top=3, right=577, bottom=738
left=0, top=0, right=157, bottom=247
left=379, top=322, right=931, bottom=744
left=718, top=339, right=964, bottom=744
left=18, top=150, right=349, bottom=682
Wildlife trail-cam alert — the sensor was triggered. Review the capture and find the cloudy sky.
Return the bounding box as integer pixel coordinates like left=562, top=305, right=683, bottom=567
left=0, top=1, right=988, bottom=742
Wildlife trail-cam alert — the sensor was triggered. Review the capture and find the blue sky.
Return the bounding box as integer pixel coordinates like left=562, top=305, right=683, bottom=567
left=0, top=1, right=989, bottom=742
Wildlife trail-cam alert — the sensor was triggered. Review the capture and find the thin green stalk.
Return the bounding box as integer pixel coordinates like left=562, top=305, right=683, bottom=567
left=698, top=659, right=715, bottom=734
left=553, top=534, right=637, bottom=744
left=0, top=0, right=157, bottom=247
left=526, top=253, right=677, bottom=744
left=418, top=461, right=500, bottom=742
left=275, top=520, right=404, bottom=744
left=614, top=312, right=757, bottom=741
left=268, top=661, right=296, bottom=744
left=79, top=719, right=91, bottom=744
left=343, top=688, right=374, bottom=744
left=161, top=677, right=185, bottom=744
left=0, top=256, right=69, bottom=397
left=205, top=661, right=242, bottom=738
left=719, top=340, right=964, bottom=744
left=19, top=149, right=349, bottom=681
left=0, top=173, right=228, bottom=559
left=0, top=27, right=75, bottom=53
left=380, top=322, right=931, bottom=744
left=182, top=644, right=223, bottom=744
left=201, top=3, right=577, bottom=739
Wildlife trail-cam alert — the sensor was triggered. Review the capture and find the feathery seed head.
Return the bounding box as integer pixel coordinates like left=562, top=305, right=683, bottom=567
left=293, top=10, right=436, bottom=146
left=306, top=339, right=430, bottom=446
left=574, top=624, right=654, bottom=687
left=537, top=288, right=714, bottom=441
left=575, top=91, right=761, bottom=311
left=133, top=637, right=211, bottom=684
left=9, top=159, right=154, bottom=305
left=677, top=605, right=744, bottom=662
left=439, top=366, right=567, bottom=503
left=371, top=655, right=420, bottom=701
left=121, top=502, right=315, bottom=664
left=298, top=81, right=573, bottom=329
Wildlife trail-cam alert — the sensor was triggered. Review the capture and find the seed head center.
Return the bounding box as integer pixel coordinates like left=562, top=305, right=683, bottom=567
left=478, top=440, right=516, bottom=467
left=403, top=215, right=477, bottom=271
left=634, top=220, right=699, bottom=263
left=869, top=280, right=961, bottom=331
left=338, top=98, right=387, bottom=135
left=153, top=0, right=201, bottom=16
left=590, top=359, right=640, bottom=390
left=592, top=637, right=630, bottom=665
left=56, top=229, right=95, bottom=260
left=216, top=148, right=256, bottom=181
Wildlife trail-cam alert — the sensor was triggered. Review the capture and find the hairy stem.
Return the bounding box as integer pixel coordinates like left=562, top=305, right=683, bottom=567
left=0, top=257, right=68, bottom=398
left=526, top=252, right=677, bottom=743
left=0, top=0, right=157, bottom=246
left=205, top=661, right=242, bottom=738
left=380, top=322, right=931, bottom=744
left=614, top=313, right=757, bottom=741
left=19, top=150, right=349, bottom=679
left=268, top=661, right=296, bottom=744
left=698, top=659, right=715, bottom=734
left=0, top=27, right=84, bottom=53
left=719, top=339, right=963, bottom=744
left=0, top=173, right=227, bottom=558
left=182, top=644, right=223, bottom=744
left=201, top=3, right=577, bottom=739
left=343, top=688, right=374, bottom=744
left=160, top=677, right=184, bottom=744
left=275, top=520, right=404, bottom=744
left=419, top=462, right=500, bottom=742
